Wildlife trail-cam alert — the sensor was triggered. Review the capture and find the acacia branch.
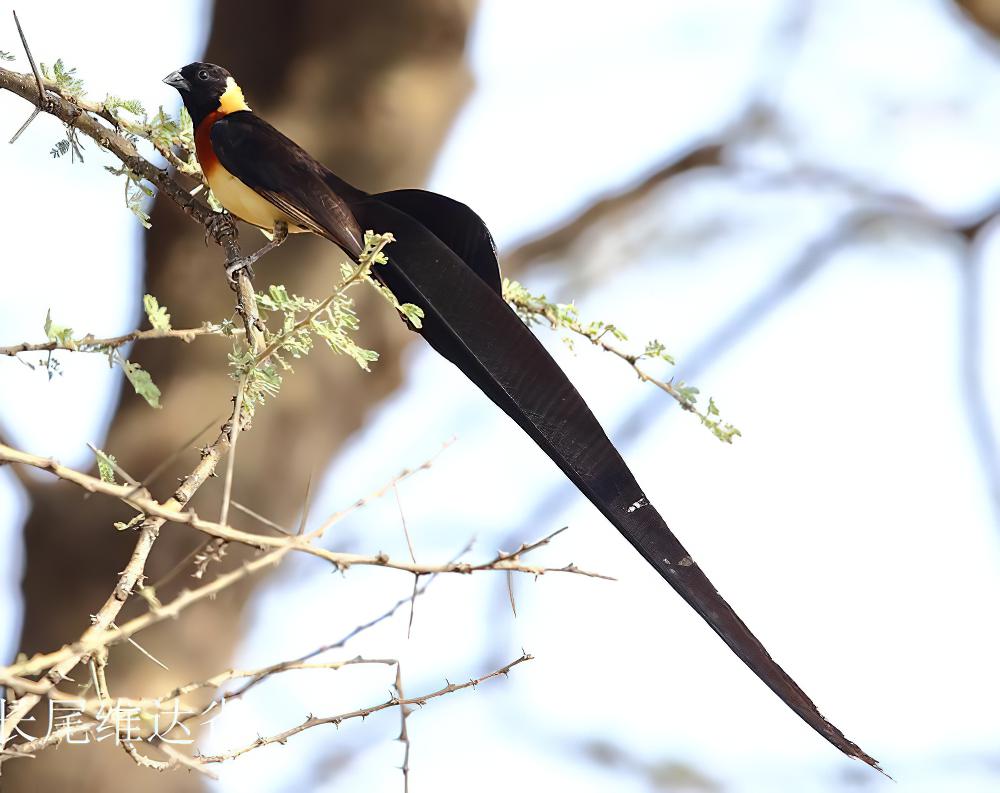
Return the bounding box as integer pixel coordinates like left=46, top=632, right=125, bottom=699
left=0, top=65, right=214, bottom=226
left=197, top=653, right=533, bottom=764
left=0, top=443, right=610, bottom=586
left=0, top=323, right=239, bottom=357
left=0, top=568, right=464, bottom=762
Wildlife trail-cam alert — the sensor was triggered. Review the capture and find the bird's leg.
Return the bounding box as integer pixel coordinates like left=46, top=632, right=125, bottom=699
left=225, top=221, right=289, bottom=282
left=205, top=211, right=238, bottom=247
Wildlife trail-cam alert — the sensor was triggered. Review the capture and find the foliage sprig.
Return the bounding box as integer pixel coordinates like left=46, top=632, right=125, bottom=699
left=504, top=279, right=741, bottom=443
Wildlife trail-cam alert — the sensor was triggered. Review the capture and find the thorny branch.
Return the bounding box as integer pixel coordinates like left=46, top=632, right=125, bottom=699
left=0, top=428, right=579, bottom=774
left=0, top=443, right=608, bottom=590
left=0, top=400, right=249, bottom=755
left=197, top=653, right=533, bottom=764
left=1, top=652, right=532, bottom=775
left=0, top=565, right=447, bottom=758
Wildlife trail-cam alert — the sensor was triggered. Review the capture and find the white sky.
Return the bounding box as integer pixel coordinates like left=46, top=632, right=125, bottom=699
left=2, top=1, right=999, bottom=791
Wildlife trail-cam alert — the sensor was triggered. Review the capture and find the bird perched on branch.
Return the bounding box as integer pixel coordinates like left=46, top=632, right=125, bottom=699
left=164, top=61, right=883, bottom=775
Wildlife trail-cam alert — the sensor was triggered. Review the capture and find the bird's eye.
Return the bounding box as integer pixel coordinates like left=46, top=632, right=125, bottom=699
left=198, top=70, right=209, bottom=81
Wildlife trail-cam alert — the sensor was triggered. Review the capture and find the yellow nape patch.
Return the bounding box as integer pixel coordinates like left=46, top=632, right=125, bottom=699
left=219, top=76, right=250, bottom=113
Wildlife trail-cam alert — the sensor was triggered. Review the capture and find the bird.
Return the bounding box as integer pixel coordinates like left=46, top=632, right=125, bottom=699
left=164, top=61, right=883, bottom=774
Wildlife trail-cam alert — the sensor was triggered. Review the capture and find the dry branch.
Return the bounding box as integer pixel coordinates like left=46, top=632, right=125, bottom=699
left=197, top=654, right=533, bottom=764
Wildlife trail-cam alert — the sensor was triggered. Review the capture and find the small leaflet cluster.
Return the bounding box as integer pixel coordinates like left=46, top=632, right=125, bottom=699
left=40, top=303, right=163, bottom=409
left=36, top=58, right=204, bottom=226
left=33, top=235, right=423, bottom=416
left=503, top=279, right=741, bottom=443
left=230, top=232, right=422, bottom=416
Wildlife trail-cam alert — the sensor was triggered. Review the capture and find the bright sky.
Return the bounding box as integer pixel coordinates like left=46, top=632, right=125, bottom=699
left=2, top=1, right=999, bottom=791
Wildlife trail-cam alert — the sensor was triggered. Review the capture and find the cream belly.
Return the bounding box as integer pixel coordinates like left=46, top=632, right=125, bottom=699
left=206, top=162, right=307, bottom=234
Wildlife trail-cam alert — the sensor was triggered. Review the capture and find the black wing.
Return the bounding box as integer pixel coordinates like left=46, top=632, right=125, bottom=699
left=210, top=111, right=367, bottom=257
left=346, top=195, right=884, bottom=775
left=372, top=189, right=502, bottom=295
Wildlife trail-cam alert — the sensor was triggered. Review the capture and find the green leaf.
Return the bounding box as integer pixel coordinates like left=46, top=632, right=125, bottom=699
left=41, top=58, right=85, bottom=95
left=121, top=360, right=161, bottom=408
left=399, top=303, right=424, bottom=329
left=93, top=448, right=117, bottom=484
left=43, top=309, right=74, bottom=348
left=104, top=95, right=146, bottom=116
left=143, top=294, right=172, bottom=331
left=0, top=51, right=15, bottom=62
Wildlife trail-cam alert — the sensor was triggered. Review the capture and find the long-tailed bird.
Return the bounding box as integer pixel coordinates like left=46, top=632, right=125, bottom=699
left=164, top=61, right=882, bottom=774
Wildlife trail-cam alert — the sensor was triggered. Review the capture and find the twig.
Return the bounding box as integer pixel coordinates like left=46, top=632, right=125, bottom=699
left=509, top=291, right=699, bottom=414
left=1, top=514, right=591, bottom=683
left=249, top=233, right=392, bottom=366
left=1, top=65, right=211, bottom=225
left=308, top=437, right=456, bottom=535
left=157, top=743, right=218, bottom=779
left=1, top=446, right=614, bottom=582
left=0, top=324, right=238, bottom=357
left=197, top=654, right=533, bottom=764
left=393, top=483, right=417, bottom=564
left=0, top=32, right=273, bottom=751
left=0, top=542, right=477, bottom=759
left=7, top=546, right=293, bottom=679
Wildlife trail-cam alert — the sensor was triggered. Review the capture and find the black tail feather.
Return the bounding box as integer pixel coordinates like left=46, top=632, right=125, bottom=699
left=346, top=193, right=884, bottom=775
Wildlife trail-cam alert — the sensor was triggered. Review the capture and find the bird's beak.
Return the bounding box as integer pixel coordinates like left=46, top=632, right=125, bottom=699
left=163, top=71, right=190, bottom=91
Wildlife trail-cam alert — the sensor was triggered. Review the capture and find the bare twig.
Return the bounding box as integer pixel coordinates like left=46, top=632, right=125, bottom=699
left=2, top=445, right=615, bottom=588
left=144, top=657, right=398, bottom=718
left=197, top=654, right=533, bottom=764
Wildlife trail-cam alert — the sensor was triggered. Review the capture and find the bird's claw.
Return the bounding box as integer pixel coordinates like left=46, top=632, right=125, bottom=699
left=226, top=257, right=255, bottom=286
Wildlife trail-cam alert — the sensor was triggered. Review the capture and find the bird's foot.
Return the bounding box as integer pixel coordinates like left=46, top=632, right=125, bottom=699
left=225, top=256, right=255, bottom=285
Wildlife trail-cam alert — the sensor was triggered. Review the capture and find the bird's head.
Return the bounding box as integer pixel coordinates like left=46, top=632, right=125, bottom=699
left=163, top=62, right=249, bottom=126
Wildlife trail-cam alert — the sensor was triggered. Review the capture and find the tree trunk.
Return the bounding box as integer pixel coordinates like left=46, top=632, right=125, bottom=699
left=954, top=0, right=1000, bottom=37
left=8, top=1, right=476, bottom=790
